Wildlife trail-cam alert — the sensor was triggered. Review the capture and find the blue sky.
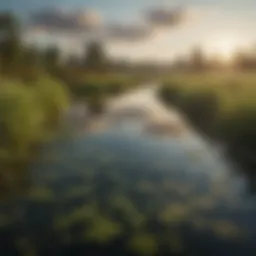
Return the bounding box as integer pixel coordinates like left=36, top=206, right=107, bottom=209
left=1, top=0, right=256, bottom=61
left=1, top=0, right=255, bottom=15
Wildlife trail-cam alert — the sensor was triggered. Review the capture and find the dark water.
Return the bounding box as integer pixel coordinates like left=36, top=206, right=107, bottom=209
left=1, top=87, right=256, bottom=256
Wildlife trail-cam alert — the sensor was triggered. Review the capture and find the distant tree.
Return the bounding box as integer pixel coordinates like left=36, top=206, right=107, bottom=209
left=43, top=46, right=61, bottom=68
left=208, top=54, right=225, bottom=70
left=23, top=46, right=41, bottom=67
left=67, top=54, right=80, bottom=67
left=233, top=47, right=256, bottom=70
left=0, top=12, right=22, bottom=74
left=172, top=55, right=188, bottom=71
left=84, top=41, right=106, bottom=70
left=190, top=46, right=206, bottom=71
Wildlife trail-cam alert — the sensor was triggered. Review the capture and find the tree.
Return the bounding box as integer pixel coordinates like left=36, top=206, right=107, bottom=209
left=43, top=46, right=61, bottom=69
left=190, top=46, right=206, bottom=71
left=0, top=12, right=22, bottom=74
left=84, top=41, right=106, bottom=70
left=233, top=48, right=256, bottom=70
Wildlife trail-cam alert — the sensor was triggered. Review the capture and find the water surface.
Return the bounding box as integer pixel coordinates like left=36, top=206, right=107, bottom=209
left=1, top=86, right=256, bottom=256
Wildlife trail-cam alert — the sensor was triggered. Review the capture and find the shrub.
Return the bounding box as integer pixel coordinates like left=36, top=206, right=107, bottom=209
left=32, top=75, right=70, bottom=130
left=0, top=81, right=44, bottom=156
left=0, top=76, right=70, bottom=156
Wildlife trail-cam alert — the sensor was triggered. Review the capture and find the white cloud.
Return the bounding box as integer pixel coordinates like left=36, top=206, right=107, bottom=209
left=106, top=23, right=153, bottom=42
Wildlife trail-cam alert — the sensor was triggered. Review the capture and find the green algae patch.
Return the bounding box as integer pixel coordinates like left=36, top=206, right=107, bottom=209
left=129, top=233, right=158, bottom=256
left=85, top=215, right=122, bottom=243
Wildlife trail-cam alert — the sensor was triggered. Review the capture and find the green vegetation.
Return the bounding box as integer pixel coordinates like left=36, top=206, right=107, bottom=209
left=110, top=194, right=145, bottom=227
left=0, top=76, right=69, bottom=156
left=129, top=233, right=158, bottom=256
left=55, top=204, right=98, bottom=231
left=85, top=215, right=122, bottom=243
left=0, top=75, right=70, bottom=200
left=0, top=12, right=143, bottom=201
left=159, top=72, right=256, bottom=173
left=1, top=11, right=254, bottom=256
left=29, top=186, right=55, bottom=202
left=160, top=203, right=192, bottom=225
left=63, top=71, right=141, bottom=114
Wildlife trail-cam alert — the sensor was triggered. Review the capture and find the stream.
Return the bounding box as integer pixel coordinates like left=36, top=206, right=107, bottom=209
left=1, top=84, right=256, bottom=256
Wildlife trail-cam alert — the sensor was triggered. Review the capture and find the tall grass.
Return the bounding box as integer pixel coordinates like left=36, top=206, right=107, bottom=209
left=58, top=70, right=143, bottom=113
left=159, top=72, right=256, bottom=173
left=0, top=75, right=70, bottom=199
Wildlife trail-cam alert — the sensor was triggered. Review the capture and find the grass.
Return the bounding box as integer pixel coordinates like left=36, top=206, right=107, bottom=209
left=58, top=70, right=144, bottom=113
left=159, top=71, right=256, bottom=173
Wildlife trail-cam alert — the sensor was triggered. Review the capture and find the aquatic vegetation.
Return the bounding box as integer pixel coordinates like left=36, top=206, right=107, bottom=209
left=190, top=195, right=218, bottom=211
left=85, top=215, right=122, bottom=243
left=110, top=194, right=145, bottom=227
left=166, top=232, right=185, bottom=254
left=15, top=237, right=37, bottom=256
left=210, top=220, right=245, bottom=240
left=40, top=172, right=60, bottom=184
left=99, top=154, right=116, bottom=165
left=190, top=217, right=245, bottom=240
left=29, top=186, right=55, bottom=202
left=190, top=216, right=209, bottom=231
left=55, top=204, right=97, bottom=230
left=161, top=180, right=195, bottom=199
left=160, top=203, right=192, bottom=225
left=64, top=185, right=94, bottom=200
left=128, top=232, right=158, bottom=256
left=136, top=181, right=155, bottom=194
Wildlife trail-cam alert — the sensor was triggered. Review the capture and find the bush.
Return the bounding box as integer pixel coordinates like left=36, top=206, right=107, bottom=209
left=0, top=76, right=70, bottom=200
left=32, top=76, right=70, bottom=129
left=0, top=81, right=44, bottom=156
left=0, top=76, right=70, bottom=157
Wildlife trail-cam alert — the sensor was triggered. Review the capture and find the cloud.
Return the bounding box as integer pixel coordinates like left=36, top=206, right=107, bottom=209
left=145, top=7, right=188, bottom=27
left=30, top=8, right=102, bottom=32
left=28, top=6, right=199, bottom=43
left=106, top=23, right=153, bottom=42
left=29, top=8, right=154, bottom=42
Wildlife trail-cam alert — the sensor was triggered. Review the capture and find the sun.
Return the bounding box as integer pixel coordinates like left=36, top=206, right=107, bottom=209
left=206, top=35, right=240, bottom=61
left=213, top=38, right=237, bottom=59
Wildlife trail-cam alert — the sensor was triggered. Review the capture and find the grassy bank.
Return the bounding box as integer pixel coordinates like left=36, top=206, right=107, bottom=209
left=0, top=74, right=70, bottom=199
left=0, top=70, right=145, bottom=200
left=158, top=72, right=256, bottom=174
left=56, top=69, right=144, bottom=114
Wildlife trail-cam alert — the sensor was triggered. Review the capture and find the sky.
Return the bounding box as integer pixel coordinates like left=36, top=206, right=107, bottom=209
left=1, top=0, right=256, bottom=62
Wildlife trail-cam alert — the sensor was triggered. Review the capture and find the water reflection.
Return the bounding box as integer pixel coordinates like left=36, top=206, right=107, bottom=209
left=1, top=86, right=256, bottom=255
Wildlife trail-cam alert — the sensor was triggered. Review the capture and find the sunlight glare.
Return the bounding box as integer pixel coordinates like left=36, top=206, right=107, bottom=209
left=206, top=35, right=242, bottom=61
